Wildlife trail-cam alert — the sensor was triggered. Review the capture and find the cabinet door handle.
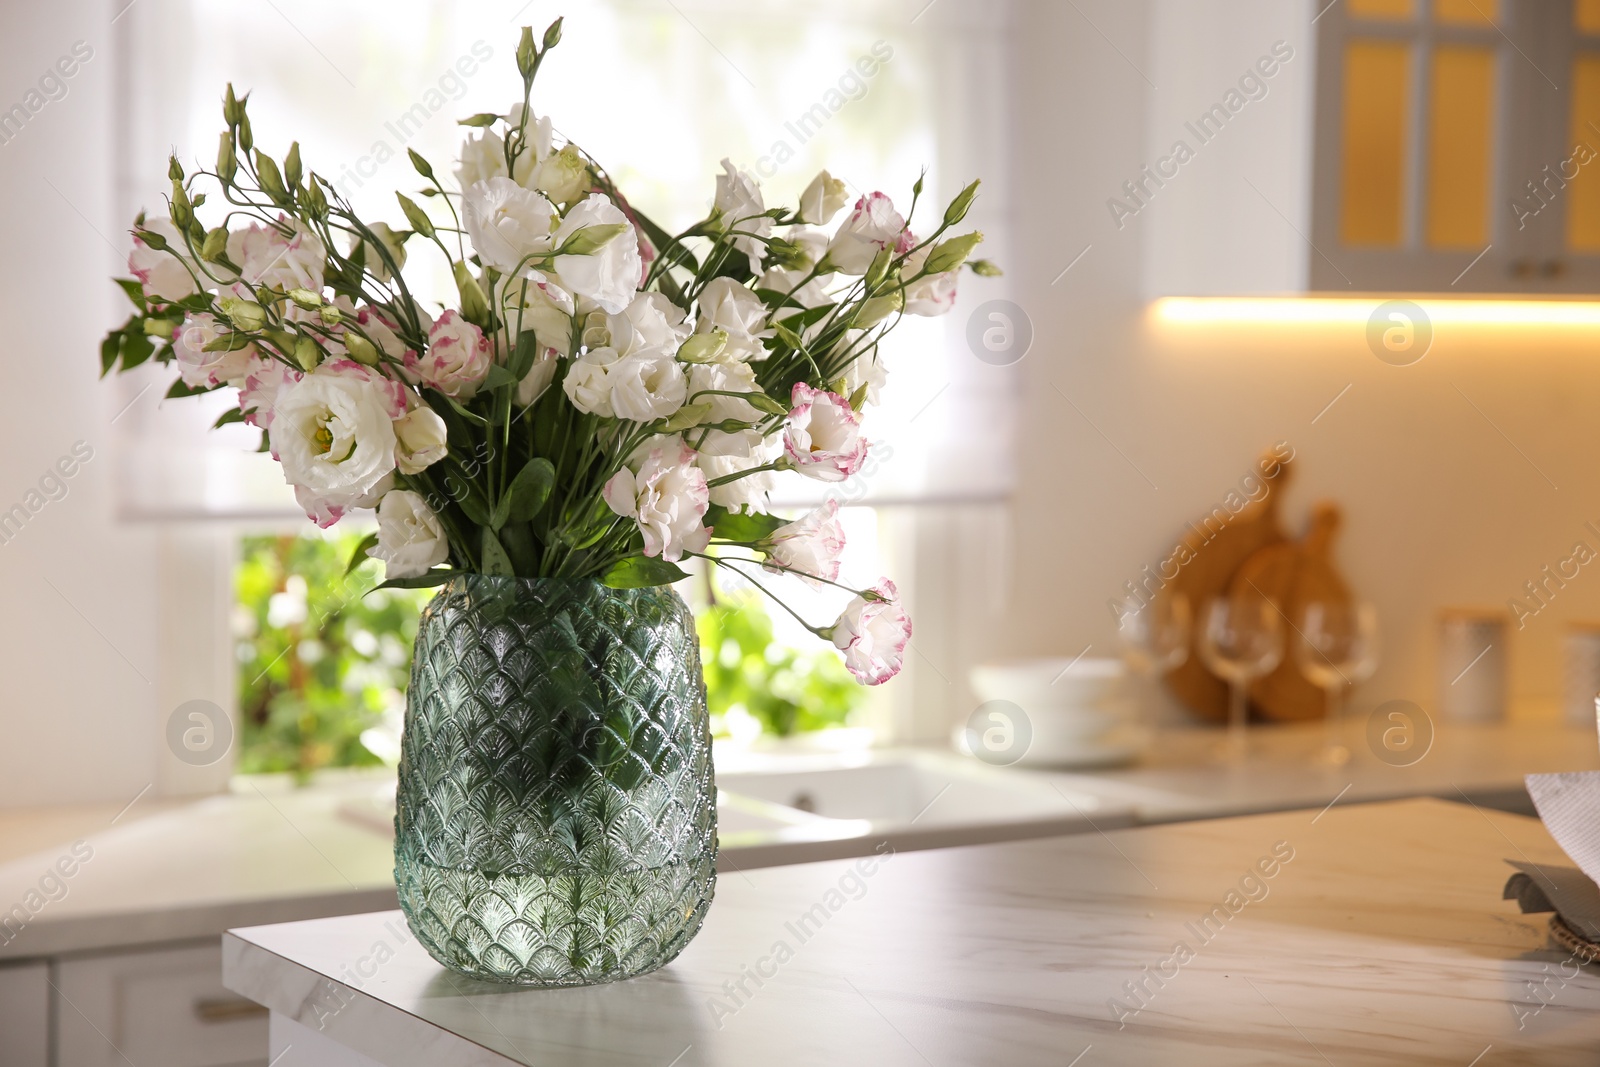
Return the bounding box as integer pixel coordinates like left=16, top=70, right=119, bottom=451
left=192, top=996, right=269, bottom=1023
left=1543, top=258, right=1568, bottom=278
left=1510, top=257, right=1536, bottom=279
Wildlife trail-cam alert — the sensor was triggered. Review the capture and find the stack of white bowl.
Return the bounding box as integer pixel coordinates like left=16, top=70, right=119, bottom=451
left=959, top=657, right=1145, bottom=769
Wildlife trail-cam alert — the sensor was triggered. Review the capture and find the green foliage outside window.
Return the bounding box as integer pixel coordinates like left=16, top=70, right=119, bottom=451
left=696, top=588, right=864, bottom=738
left=234, top=533, right=428, bottom=777
left=234, top=536, right=866, bottom=775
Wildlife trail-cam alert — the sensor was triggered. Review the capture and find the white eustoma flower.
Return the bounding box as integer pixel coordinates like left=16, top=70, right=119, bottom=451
left=499, top=278, right=575, bottom=357
left=369, top=489, right=450, bottom=579
left=687, top=360, right=760, bottom=424
left=602, top=441, right=711, bottom=562
left=797, top=170, right=849, bottom=226
left=456, top=129, right=513, bottom=188
left=714, top=158, right=771, bottom=272
left=228, top=217, right=327, bottom=292
left=757, top=266, right=832, bottom=312
left=695, top=277, right=770, bottom=361
left=517, top=348, right=560, bottom=406
left=530, top=144, right=589, bottom=206
left=551, top=193, right=642, bottom=315
left=783, top=382, right=868, bottom=482
left=463, top=177, right=557, bottom=276
left=563, top=346, right=620, bottom=417
left=173, top=312, right=254, bottom=388
left=272, top=366, right=401, bottom=526
left=765, top=499, right=847, bottom=584
left=841, top=350, right=888, bottom=407
left=127, top=217, right=197, bottom=302
left=611, top=291, right=689, bottom=357
left=609, top=352, right=687, bottom=422
left=699, top=447, right=776, bottom=514
left=826, top=192, right=909, bottom=275
left=393, top=403, right=448, bottom=475
left=830, top=578, right=912, bottom=685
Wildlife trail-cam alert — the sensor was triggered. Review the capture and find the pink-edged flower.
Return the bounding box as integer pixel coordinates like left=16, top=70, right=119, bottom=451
left=318, top=358, right=407, bottom=419
left=127, top=217, right=197, bottom=302
left=393, top=403, right=448, bottom=475
left=602, top=441, right=711, bottom=562
left=765, top=499, right=846, bottom=584
left=902, top=241, right=959, bottom=316
left=239, top=356, right=301, bottom=429
left=826, top=192, right=908, bottom=275
left=830, top=578, right=912, bottom=686
left=410, top=311, right=491, bottom=399
left=783, top=383, right=868, bottom=482
left=226, top=216, right=326, bottom=292
left=173, top=312, right=254, bottom=388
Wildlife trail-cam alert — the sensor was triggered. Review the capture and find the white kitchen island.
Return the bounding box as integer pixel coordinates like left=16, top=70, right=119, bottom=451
left=222, top=797, right=1600, bottom=1066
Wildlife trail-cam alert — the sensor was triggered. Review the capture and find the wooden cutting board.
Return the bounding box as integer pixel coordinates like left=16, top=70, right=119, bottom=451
left=1157, top=448, right=1293, bottom=723
left=1230, top=502, right=1351, bottom=722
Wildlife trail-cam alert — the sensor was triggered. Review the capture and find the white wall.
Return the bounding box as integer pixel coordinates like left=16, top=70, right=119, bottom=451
left=1003, top=0, right=1600, bottom=726
left=0, top=3, right=236, bottom=808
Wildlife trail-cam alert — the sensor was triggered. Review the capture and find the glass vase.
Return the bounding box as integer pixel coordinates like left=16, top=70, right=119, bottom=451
left=394, top=574, right=717, bottom=986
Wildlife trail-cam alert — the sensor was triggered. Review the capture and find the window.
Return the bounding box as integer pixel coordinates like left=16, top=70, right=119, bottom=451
left=1310, top=0, right=1600, bottom=291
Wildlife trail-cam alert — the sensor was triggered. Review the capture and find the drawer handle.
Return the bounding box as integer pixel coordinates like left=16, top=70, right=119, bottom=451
left=192, top=997, right=269, bottom=1023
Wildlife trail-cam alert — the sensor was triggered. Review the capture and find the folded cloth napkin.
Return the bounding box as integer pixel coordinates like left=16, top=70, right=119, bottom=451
left=1502, top=772, right=1600, bottom=943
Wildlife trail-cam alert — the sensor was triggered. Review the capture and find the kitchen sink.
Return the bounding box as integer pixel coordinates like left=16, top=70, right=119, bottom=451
left=334, top=747, right=1147, bottom=871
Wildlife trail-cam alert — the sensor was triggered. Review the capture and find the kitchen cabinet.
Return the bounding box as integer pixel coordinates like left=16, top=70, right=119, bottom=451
left=1141, top=0, right=1600, bottom=295
left=0, top=962, right=48, bottom=1067
left=54, top=942, right=266, bottom=1067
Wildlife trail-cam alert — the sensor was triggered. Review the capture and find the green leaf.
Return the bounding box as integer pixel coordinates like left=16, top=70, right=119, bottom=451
left=114, top=278, right=148, bottom=313
left=601, top=556, right=689, bottom=589
left=455, top=488, right=491, bottom=527
left=503, top=458, right=555, bottom=525
left=508, top=329, right=541, bottom=380
left=99, top=333, right=121, bottom=377
left=481, top=363, right=520, bottom=392
left=707, top=504, right=785, bottom=543
left=345, top=532, right=380, bottom=576
left=212, top=407, right=246, bottom=429
left=480, top=526, right=515, bottom=576
left=376, top=569, right=459, bottom=590
left=632, top=210, right=700, bottom=273
left=121, top=331, right=155, bottom=371
left=165, top=377, right=211, bottom=399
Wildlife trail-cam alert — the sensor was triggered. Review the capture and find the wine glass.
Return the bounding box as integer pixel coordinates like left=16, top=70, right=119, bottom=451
left=1296, top=602, right=1380, bottom=766
left=1117, top=593, right=1191, bottom=676
left=1198, top=597, right=1284, bottom=761
left=1117, top=594, right=1189, bottom=744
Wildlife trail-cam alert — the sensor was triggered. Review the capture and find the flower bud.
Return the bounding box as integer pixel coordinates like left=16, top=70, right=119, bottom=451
left=677, top=330, right=728, bottom=364
left=216, top=132, right=237, bottom=186
left=219, top=297, right=266, bottom=332
left=543, top=16, right=563, bottom=50
left=288, top=288, right=323, bottom=310
left=856, top=291, right=903, bottom=328
left=168, top=156, right=184, bottom=181
left=969, top=258, right=1003, bottom=277
left=223, top=83, right=241, bottom=125
left=293, top=335, right=322, bottom=372
left=407, top=147, right=434, bottom=181
left=556, top=222, right=628, bottom=256
left=396, top=192, right=434, bottom=239
left=452, top=261, right=490, bottom=327
left=318, top=304, right=343, bottom=327
left=344, top=332, right=380, bottom=366
left=943, top=179, right=980, bottom=227
left=516, top=26, right=537, bottom=78
left=924, top=231, right=984, bottom=275
left=201, top=227, right=228, bottom=262
left=237, top=113, right=253, bottom=153
left=284, top=141, right=302, bottom=189
left=255, top=151, right=289, bottom=206
left=143, top=317, right=176, bottom=339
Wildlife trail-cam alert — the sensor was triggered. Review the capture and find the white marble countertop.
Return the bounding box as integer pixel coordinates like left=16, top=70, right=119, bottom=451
left=222, top=797, right=1600, bottom=1066
left=4, top=721, right=1595, bottom=962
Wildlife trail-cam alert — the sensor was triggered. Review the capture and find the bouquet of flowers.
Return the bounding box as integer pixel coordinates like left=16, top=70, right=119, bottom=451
left=100, top=20, right=994, bottom=687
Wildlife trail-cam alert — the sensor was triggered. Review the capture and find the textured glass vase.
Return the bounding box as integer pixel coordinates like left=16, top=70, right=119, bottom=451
left=394, top=574, right=717, bottom=986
